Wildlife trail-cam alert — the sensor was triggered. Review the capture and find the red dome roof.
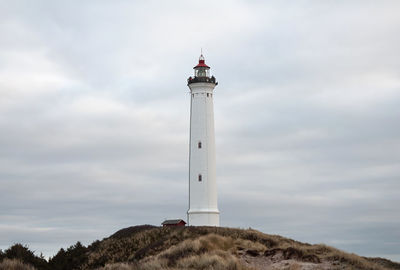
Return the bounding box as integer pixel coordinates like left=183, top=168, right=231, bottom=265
left=194, top=54, right=210, bottom=69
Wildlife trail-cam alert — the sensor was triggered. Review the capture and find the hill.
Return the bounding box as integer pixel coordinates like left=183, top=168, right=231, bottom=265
left=1, top=225, right=399, bottom=270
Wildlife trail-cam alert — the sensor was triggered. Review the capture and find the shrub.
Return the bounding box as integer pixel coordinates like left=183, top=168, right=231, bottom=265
left=3, top=244, right=48, bottom=270
left=48, top=242, right=88, bottom=270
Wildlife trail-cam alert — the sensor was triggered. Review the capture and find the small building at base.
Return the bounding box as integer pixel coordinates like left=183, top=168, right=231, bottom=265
left=162, top=219, right=187, bottom=227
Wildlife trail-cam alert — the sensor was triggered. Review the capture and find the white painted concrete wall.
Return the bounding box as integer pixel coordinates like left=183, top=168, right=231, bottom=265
left=187, top=82, right=219, bottom=226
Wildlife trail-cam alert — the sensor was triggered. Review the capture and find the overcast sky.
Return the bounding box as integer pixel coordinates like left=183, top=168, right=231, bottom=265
left=1, top=0, right=399, bottom=262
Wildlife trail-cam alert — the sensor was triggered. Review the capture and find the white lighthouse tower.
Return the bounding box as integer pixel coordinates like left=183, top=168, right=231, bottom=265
left=187, top=54, right=219, bottom=226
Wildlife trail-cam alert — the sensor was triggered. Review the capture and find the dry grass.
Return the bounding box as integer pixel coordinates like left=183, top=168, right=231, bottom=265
left=235, top=238, right=267, bottom=254
left=85, top=226, right=398, bottom=270
left=97, top=234, right=250, bottom=270
left=141, top=234, right=245, bottom=269
left=97, top=262, right=133, bottom=270
left=177, top=251, right=244, bottom=270
left=288, top=263, right=302, bottom=270
left=0, top=258, right=36, bottom=270
left=317, top=245, right=388, bottom=270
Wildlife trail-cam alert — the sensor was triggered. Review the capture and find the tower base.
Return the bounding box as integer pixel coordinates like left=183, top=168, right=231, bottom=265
left=187, top=209, right=220, bottom=226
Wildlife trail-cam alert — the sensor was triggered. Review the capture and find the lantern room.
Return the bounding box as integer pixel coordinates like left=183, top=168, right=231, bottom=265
left=187, top=54, right=218, bottom=85
left=194, top=54, right=210, bottom=77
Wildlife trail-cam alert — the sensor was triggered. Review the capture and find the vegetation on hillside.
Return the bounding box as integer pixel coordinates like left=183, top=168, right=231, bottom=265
left=1, top=225, right=399, bottom=270
left=0, top=244, right=48, bottom=270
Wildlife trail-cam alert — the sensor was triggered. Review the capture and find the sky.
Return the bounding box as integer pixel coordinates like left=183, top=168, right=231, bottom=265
left=0, top=0, right=399, bottom=262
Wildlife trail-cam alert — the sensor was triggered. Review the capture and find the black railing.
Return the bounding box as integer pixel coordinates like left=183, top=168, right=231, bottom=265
left=187, top=76, right=218, bottom=85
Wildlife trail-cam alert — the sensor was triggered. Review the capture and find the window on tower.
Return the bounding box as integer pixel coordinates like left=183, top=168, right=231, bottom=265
left=198, top=141, right=202, bottom=148
left=198, top=174, right=202, bottom=182
left=207, top=93, right=209, bottom=97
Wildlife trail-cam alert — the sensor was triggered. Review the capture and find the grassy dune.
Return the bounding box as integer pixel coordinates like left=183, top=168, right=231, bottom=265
left=83, top=226, right=400, bottom=270
left=1, top=225, right=399, bottom=270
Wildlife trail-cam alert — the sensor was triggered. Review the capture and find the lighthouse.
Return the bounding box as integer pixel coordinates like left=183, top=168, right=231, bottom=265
left=187, top=54, right=219, bottom=226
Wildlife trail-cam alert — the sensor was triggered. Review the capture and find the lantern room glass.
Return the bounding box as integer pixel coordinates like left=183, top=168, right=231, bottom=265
left=195, top=67, right=210, bottom=78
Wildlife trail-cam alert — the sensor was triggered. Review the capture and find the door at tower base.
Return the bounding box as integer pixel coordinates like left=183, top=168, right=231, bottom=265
left=187, top=55, right=220, bottom=227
